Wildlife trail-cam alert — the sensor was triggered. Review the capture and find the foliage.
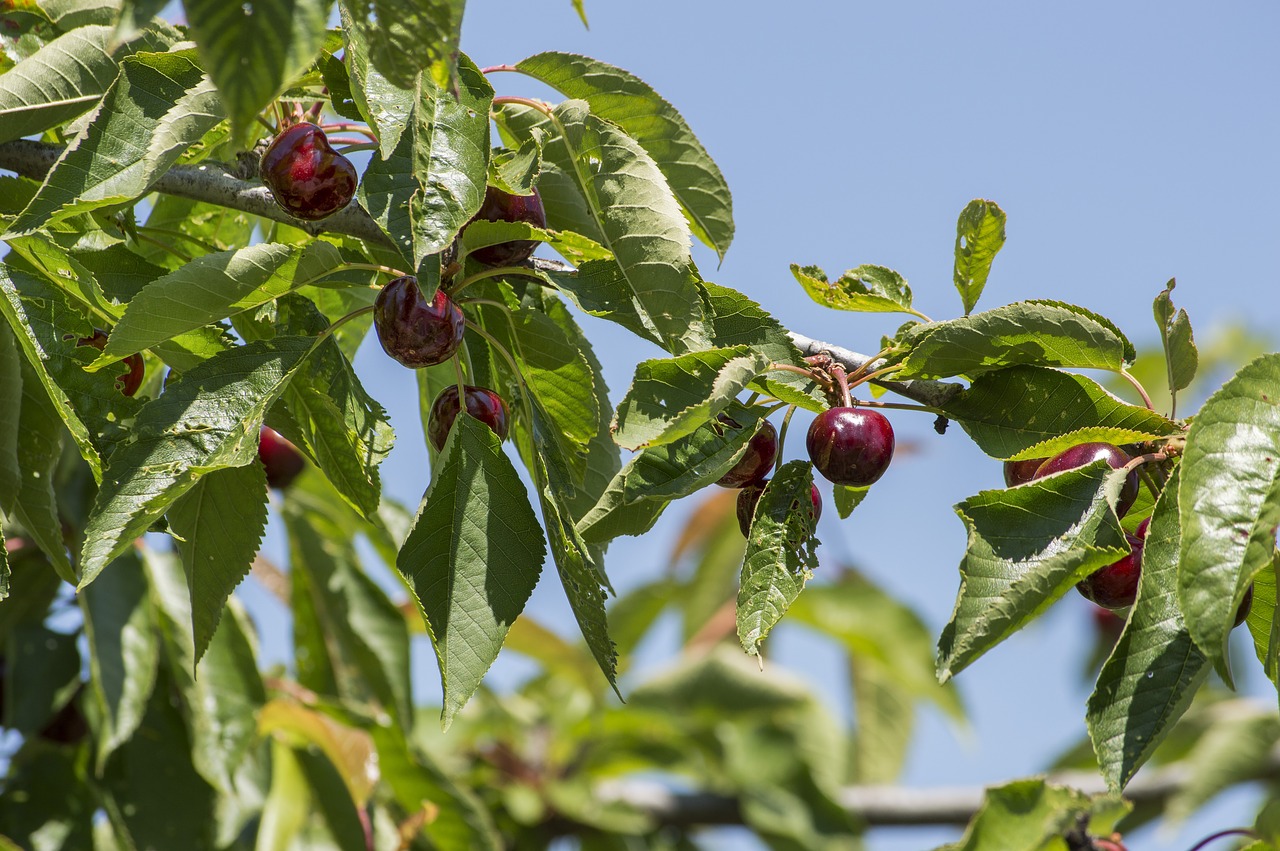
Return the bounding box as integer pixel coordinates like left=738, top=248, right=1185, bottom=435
left=0, top=2, right=1277, bottom=850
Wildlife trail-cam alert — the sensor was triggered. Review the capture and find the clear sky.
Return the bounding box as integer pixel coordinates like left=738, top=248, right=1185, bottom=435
left=253, top=3, right=1280, bottom=850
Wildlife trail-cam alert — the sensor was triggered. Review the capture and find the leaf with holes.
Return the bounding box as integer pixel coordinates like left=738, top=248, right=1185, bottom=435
left=1153, top=278, right=1198, bottom=404
left=792, top=263, right=917, bottom=316
left=953, top=199, right=1006, bottom=315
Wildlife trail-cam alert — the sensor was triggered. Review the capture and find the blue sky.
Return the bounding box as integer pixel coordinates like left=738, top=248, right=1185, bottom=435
left=246, top=3, right=1280, bottom=850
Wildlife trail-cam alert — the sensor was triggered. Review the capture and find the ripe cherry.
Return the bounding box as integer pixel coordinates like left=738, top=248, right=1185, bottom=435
left=374, top=276, right=466, bottom=368
left=806, top=408, right=894, bottom=487
left=78, top=329, right=144, bottom=396
left=716, top=419, right=778, bottom=488
left=1003, top=457, right=1045, bottom=488
left=736, top=480, right=822, bottom=537
left=427, top=385, right=510, bottom=451
left=1077, top=533, right=1144, bottom=609
left=465, top=186, right=546, bottom=267
left=1033, top=442, right=1140, bottom=518
left=259, top=123, right=358, bottom=221
left=258, top=427, right=306, bottom=490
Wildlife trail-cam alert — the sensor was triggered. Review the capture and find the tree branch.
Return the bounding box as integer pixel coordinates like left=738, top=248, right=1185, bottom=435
left=584, top=746, right=1280, bottom=832
left=0, top=139, right=962, bottom=410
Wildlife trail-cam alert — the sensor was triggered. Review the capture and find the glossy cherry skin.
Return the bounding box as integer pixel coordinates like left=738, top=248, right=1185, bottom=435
left=1003, top=457, right=1045, bottom=488
left=466, top=186, right=546, bottom=267
left=374, top=276, right=466, bottom=368
left=427, top=385, right=510, bottom=451
left=1033, top=442, right=1140, bottom=518
left=1235, top=583, right=1254, bottom=628
left=78, top=329, right=144, bottom=396
left=806, top=408, right=894, bottom=487
left=1077, top=533, right=1143, bottom=609
left=258, top=427, right=306, bottom=490
left=716, top=419, right=778, bottom=488
left=259, top=123, right=357, bottom=221
left=736, top=480, right=822, bottom=537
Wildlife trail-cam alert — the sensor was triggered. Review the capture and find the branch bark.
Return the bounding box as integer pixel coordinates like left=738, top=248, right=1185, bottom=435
left=0, top=138, right=961, bottom=410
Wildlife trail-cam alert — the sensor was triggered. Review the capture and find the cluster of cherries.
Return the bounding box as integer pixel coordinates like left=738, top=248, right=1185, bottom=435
left=1004, top=441, right=1253, bottom=624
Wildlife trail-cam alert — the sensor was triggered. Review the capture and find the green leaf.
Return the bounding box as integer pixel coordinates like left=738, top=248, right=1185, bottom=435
left=509, top=305, right=598, bottom=473
left=258, top=700, right=378, bottom=807
left=791, top=263, right=917, bottom=316
left=80, top=552, right=159, bottom=769
left=396, top=414, right=547, bottom=728
left=577, top=403, right=766, bottom=542
left=514, top=52, right=735, bottom=261
left=112, top=0, right=170, bottom=43
left=1244, top=550, right=1280, bottom=691
left=140, top=549, right=267, bottom=797
left=1164, top=709, right=1280, bottom=826
left=1178, top=352, right=1280, bottom=677
left=488, top=133, right=543, bottom=195
left=184, top=0, right=328, bottom=141
left=101, top=671, right=218, bottom=851
left=833, top=485, right=870, bottom=519
left=256, top=739, right=311, bottom=851
left=1088, top=467, right=1209, bottom=791
left=702, top=280, right=826, bottom=412
left=357, top=55, right=492, bottom=273
left=99, top=241, right=347, bottom=364
left=0, top=744, right=96, bottom=850
left=10, top=358, right=73, bottom=582
left=495, top=100, right=712, bottom=353
left=953, top=199, right=1006, bottom=315
left=166, top=462, right=268, bottom=666
left=4, top=50, right=224, bottom=237
left=896, top=301, right=1132, bottom=379
left=940, top=778, right=1125, bottom=851
left=5, top=623, right=80, bottom=737
left=942, top=365, right=1181, bottom=461
left=737, top=461, right=820, bottom=655
left=338, top=0, right=464, bottom=90
left=369, top=722, right=503, bottom=851
left=936, top=463, right=1131, bottom=681
left=339, top=6, right=414, bottom=157
left=79, top=336, right=315, bottom=587
left=0, top=22, right=175, bottom=144
left=0, top=262, right=144, bottom=478
left=1153, top=278, right=1198, bottom=404
left=612, top=345, right=771, bottom=451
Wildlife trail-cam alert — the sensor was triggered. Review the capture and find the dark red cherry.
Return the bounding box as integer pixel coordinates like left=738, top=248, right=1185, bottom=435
left=1235, top=583, right=1254, bottom=628
left=1135, top=517, right=1151, bottom=540
left=1034, top=442, right=1140, bottom=517
left=427, top=385, right=510, bottom=451
left=78, top=329, right=144, bottom=396
left=258, top=427, right=306, bottom=490
left=716, top=419, right=778, bottom=488
left=736, top=480, right=822, bottom=537
left=374, top=276, right=466, bottom=368
left=1077, top=533, right=1143, bottom=609
left=806, top=407, right=894, bottom=487
left=1003, top=457, right=1045, bottom=488
left=465, top=186, right=546, bottom=267
left=259, top=122, right=358, bottom=221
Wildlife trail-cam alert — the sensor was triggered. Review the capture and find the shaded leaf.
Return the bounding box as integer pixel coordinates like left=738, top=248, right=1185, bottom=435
left=1178, top=352, right=1280, bottom=678
left=396, top=415, right=546, bottom=728
left=953, top=199, right=1006, bottom=315
left=338, top=0, right=464, bottom=90
left=488, top=133, right=542, bottom=195
left=938, top=778, right=1126, bottom=851
left=259, top=700, right=378, bottom=807
left=340, top=5, right=414, bottom=157
left=0, top=322, right=21, bottom=513
left=10, top=357, right=73, bottom=582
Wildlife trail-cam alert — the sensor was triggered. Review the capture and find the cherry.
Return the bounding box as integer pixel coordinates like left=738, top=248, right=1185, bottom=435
left=1077, top=533, right=1144, bottom=609
left=374, top=276, right=466, bottom=368
left=1235, top=583, right=1254, bottom=628
left=716, top=419, right=778, bottom=488
left=77, top=329, right=144, bottom=396
left=1033, top=442, right=1140, bottom=517
left=1003, top=457, right=1045, bottom=488
left=736, top=480, right=822, bottom=537
left=465, top=186, right=546, bottom=267
left=427, top=385, right=510, bottom=452
left=259, top=123, right=357, bottom=221
left=258, top=427, right=306, bottom=490
left=806, top=408, right=894, bottom=487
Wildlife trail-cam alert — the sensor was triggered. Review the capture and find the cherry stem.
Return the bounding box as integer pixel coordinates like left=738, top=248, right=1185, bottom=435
left=452, top=353, right=468, bottom=403
left=775, top=405, right=799, bottom=466
left=846, top=345, right=895, bottom=384
left=344, top=262, right=406, bottom=279
left=1119, top=367, right=1155, bottom=411
left=768, top=362, right=829, bottom=387
left=319, top=305, right=375, bottom=340
left=463, top=318, right=536, bottom=429
left=326, top=136, right=373, bottom=147
left=491, top=95, right=555, bottom=118
left=1184, top=828, right=1257, bottom=851
left=1123, top=450, right=1168, bottom=475
left=481, top=64, right=520, bottom=74
left=320, top=122, right=378, bottom=140
left=335, top=142, right=379, bottom=155
left=308, top=99, right=325, bottom=122
left=452, top=265, right=545, bottom=297
left=135, top=225, right=221, bottom=255
left=849, top=363, right=906, bottom=389
left=855, top=399, right=944, bottom=414
left=256, top=114, right=278, bottom=136
left=831, top=364, right=853, bottom=408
